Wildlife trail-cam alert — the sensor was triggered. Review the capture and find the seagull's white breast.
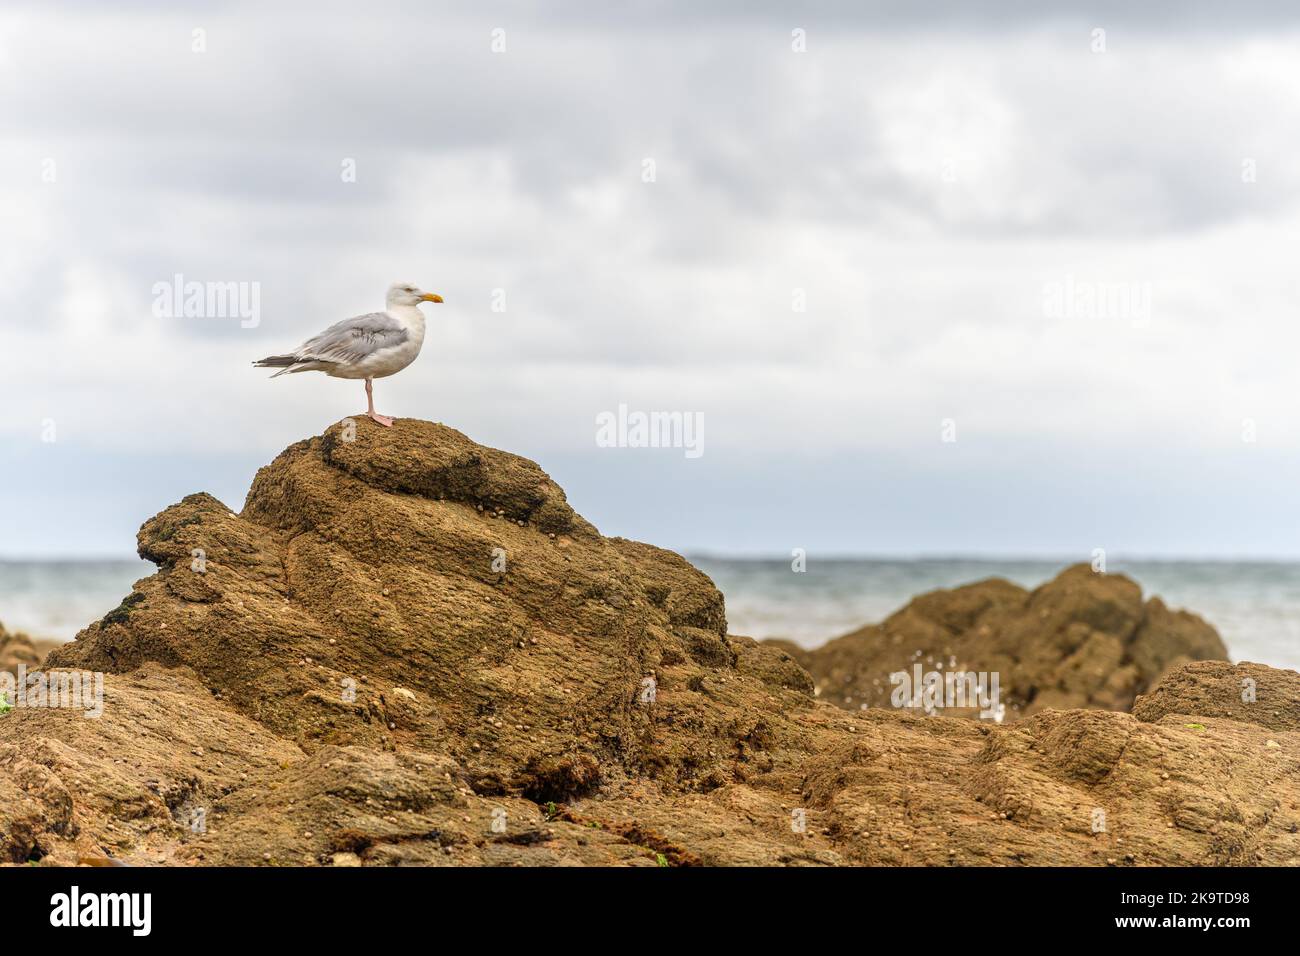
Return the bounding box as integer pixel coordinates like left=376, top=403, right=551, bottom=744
left=334, top=306, right=426, bottom=380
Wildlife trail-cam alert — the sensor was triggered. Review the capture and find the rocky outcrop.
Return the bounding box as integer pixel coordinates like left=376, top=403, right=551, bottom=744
left=1, top=419, right=1294, bottom=866
left=774, top=566, right=1229, bottom=719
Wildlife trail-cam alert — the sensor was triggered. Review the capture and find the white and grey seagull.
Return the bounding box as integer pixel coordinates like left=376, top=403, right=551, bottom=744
left=254, top=281, right=443, bottom=426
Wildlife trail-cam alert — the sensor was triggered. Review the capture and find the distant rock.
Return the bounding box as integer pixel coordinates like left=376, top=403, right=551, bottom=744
left=776, top=565, right=1228, bottom=719
left=0, top=419, right=1291, bottom=867
left=0, top=622, right=45, bottom=672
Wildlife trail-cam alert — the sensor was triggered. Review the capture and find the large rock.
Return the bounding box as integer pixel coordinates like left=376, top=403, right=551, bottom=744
left=46, top=421, right=769, bottom=800
left=0, top=419, right=1292, bottom=867
left=777, top=566, right=1228, bottom=719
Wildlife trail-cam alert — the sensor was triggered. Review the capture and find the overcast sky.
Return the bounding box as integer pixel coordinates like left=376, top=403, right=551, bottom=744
left=3, top=1, right=1300, bottom=559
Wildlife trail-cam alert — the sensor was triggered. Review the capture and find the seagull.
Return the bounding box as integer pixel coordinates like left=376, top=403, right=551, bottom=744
left=254, top=282, right=443, bottom=426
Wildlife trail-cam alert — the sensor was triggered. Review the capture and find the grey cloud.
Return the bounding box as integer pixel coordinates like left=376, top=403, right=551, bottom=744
left=3, top=1, right=1299, bottom=559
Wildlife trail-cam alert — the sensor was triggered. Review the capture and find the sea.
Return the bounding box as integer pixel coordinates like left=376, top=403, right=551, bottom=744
left=691, top=556, right=1300, bottom=672
left=3, top=557, right=1299, bottom=672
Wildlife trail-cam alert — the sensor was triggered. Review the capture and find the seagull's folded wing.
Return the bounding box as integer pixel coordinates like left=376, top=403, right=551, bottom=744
left=295, top=312, right=410, bottom=365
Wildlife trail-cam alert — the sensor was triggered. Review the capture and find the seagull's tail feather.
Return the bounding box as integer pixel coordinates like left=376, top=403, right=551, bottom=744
left=253, top=354, right=297, bottom=368
left=253, top=354, right=308, bottom=378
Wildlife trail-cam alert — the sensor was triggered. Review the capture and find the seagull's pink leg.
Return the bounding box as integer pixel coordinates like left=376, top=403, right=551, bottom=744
left=364, top=378, right=393, bottom=427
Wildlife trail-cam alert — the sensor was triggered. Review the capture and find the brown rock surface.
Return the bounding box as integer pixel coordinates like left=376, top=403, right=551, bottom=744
left=0, top=418, right=1292, bottom=866
left=779, top=566, right=1229, bottom=719
left=1133, top=660, right=1300, bottom=732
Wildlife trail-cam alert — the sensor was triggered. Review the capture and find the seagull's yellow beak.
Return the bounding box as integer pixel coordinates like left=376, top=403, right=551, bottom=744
left=421, top=292, right=443, bottom=303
